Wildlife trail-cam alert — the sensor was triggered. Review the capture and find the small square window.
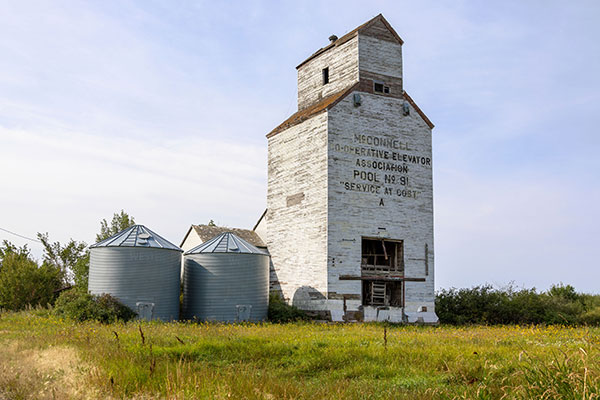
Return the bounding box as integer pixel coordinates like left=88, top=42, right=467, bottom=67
left=374, top=82, right=390, bottom=94
left=322, top=67, right=329, bottom=85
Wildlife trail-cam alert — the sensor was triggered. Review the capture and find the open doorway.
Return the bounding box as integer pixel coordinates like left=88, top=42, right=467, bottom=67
left=362, top=281, right=403, bottom=307
left=361, top=238, right=404, bottom=307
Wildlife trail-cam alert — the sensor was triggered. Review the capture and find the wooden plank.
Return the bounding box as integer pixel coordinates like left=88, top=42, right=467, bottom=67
left=338, top=275, right=425, bottom=282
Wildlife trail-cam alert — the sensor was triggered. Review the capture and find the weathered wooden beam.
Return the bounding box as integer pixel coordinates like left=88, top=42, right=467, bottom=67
left=338, top=275, right=425, bottom=282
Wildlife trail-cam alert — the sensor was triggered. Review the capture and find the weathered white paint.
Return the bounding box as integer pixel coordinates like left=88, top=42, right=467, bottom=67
left=359, top=29, right=403, bottom=78
left=297, top=36, right=359, bottom=110
left=266, top=112, right=329, bottom=309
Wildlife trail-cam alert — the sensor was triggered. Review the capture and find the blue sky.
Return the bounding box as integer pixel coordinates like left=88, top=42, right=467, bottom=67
left=1, top=1, right=599, bottom=292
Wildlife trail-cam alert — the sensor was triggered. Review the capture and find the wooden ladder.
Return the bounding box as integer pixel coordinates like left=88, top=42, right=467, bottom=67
left=371, top=282, right=387, bottom=305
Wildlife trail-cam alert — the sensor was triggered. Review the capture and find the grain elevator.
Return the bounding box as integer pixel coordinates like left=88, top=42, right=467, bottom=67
left=264, top=14, right=438, bottom=323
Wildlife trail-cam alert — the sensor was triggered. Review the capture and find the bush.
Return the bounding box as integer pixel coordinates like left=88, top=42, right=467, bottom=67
left=268, top=293, right=310, bottom=323
left=53, top=289, right=136, bottom=323
left=435, top=285, right=510, bottom=324
left=436, top=284, right=598, bottom=325
left=0, top=243, right=62, bottom=311
left=579, top=307, right=600, bottom=325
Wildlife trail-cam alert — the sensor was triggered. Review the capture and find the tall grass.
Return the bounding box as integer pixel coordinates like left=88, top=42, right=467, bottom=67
left=0, top=311, right=598, bottom=399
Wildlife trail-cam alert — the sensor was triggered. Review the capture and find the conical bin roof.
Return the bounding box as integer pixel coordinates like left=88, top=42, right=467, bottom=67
left=90, top=224, right=182, bottom=251
left=185, top=232, right=267, bottom=255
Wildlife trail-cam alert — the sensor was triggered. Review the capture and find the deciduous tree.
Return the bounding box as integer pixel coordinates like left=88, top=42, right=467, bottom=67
left=96, top=210, right=136, bottom=242
left=37, top=232, right=88, bottom=286
left=0, top=241, right=62, bottom=310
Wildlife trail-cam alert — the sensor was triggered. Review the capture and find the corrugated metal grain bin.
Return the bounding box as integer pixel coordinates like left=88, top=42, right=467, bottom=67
left=89, top=225, right=182, bottom=321
left=182, top=232, right=269, bottom=322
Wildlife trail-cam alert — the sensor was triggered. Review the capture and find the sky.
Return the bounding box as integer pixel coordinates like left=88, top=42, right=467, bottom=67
left=1, top=0, right=599, bottom=292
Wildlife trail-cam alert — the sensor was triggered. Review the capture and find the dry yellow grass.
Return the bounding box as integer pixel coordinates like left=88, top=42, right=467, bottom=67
left=0, top=340, right=102, bottom=399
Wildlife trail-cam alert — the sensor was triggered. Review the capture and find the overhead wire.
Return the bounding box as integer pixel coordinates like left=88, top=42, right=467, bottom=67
left=0, top=227, right=42, bottom=243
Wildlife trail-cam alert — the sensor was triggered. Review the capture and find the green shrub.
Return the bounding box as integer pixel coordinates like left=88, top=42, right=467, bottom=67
left=578, top=307, right=600, bottom=325
left=436, top=284, right=597, bottom=325
left=435, top=285, right=510, bottom=324
left=268, top=293, right=310, bottom=323
left=53, top=289, right=136, bottom=323
left=582, top=293, right=600, bottom=309
left=0, top=242, right=62, bottom=311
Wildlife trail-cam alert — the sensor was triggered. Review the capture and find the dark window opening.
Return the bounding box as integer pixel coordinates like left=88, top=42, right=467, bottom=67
left=374, top=82, right=390, bottom=94
left=362, top=281, right=403, bottom=307
left=361, top=238, right=404, bottom=275
left=322, top=67, right=329, bottom=85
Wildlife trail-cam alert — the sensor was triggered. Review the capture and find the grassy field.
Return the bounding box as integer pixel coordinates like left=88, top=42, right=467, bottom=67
left=0, top=311, right=598, bottom=399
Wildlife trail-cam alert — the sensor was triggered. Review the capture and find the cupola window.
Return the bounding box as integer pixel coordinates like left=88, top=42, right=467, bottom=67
left=374, top=81, right=390, bottom=94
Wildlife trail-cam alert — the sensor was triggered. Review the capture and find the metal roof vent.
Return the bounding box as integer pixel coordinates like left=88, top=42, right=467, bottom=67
left=137, top=232, right=150, bottom=246
left=329, top=34, right=338, bottom=43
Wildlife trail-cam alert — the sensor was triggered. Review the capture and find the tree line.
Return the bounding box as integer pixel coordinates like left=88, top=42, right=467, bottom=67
left=436, top=284, right=600, bottom=325
left=0, top=210, right=135, bottom=311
